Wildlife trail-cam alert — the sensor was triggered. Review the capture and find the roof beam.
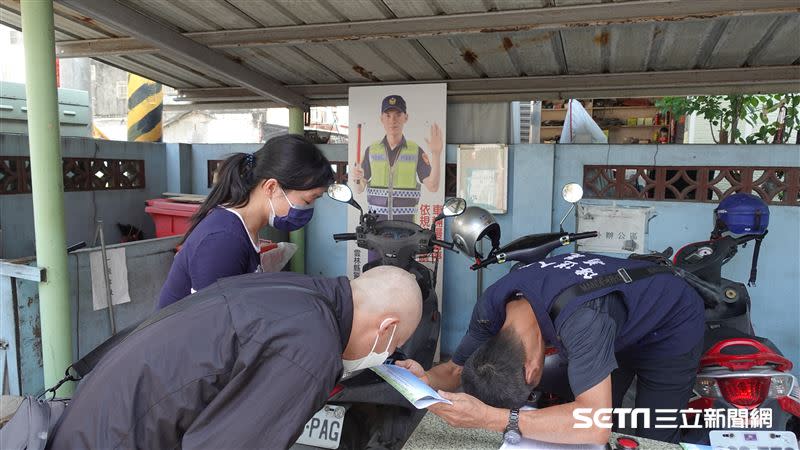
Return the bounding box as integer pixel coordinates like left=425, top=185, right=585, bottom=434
left=57, top=0, right=308, bottom=107
left=176, top=66, right=800, bottom=104
left=55, top=0, right=800, bottom=58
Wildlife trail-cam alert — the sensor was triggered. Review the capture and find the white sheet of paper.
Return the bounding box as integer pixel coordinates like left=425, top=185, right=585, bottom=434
left=370, top=364, right=452, bottom=409
left=468, top=169, right=497, bottom=206
left=90, top=247, right=131, bottom=311
left=498, top=407, right=607, bottom=450
left=576, top=203, right=653, bottom=254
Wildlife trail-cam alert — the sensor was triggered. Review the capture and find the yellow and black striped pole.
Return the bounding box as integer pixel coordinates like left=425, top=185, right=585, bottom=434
left=127, top=74, right=163, bottom=142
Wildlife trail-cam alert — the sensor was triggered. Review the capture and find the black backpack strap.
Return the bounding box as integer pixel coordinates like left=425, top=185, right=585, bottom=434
left=70, top=321, right=141, bottom=379
left=748, top=232, right=766, bottom=287
left=549, top=265, right=675, bottom=323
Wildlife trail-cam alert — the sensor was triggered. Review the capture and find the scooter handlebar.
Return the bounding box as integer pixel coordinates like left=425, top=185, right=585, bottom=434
left=470, top=231, right=598, bottom=270
left=333, top=233, right=357, bottom=242
left=567, top=231, right=598, bottom=241
left=470, top=255, right=497, bottom=270
left=430, top=238, right=455, bottom=250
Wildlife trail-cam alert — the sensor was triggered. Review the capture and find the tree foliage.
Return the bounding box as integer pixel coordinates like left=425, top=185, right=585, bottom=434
left=656, top=94, right=800, bottom=144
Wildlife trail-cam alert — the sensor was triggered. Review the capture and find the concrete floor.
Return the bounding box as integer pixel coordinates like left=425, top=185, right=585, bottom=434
left=405, top=412, right=682, bottom=450
left=404, top=413, right=502, bottom=449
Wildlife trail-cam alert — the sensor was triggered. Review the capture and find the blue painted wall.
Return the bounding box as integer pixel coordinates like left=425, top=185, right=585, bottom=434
left=0, top=134, right=168, bottom=259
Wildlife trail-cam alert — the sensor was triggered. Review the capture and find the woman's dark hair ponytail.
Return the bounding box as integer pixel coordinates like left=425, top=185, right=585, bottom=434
left=181, top=134, right=335, bottom=243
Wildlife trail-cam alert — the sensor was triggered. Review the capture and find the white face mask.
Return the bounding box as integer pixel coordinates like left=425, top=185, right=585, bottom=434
left=342, top=320, right=397, bottom=378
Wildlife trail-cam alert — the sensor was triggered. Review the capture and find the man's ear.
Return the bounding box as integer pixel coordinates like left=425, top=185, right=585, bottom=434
left=379, top=317, right=399, bottom=333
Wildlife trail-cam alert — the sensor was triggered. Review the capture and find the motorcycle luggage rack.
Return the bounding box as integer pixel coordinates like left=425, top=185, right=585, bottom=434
left=701, top=338, right=793, bottom=372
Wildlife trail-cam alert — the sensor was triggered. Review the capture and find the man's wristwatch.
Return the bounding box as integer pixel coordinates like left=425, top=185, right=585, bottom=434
left=503, top=408, right=521, bottom=445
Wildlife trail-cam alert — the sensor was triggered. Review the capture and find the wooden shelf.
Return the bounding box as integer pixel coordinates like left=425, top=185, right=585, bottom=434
left=533, top=98, right=663, bottom=144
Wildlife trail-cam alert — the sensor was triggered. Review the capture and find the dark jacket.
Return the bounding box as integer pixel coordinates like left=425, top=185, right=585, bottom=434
left=454, top=252, right=705, bottom=363
left=48, top=272, right=353, bottom=450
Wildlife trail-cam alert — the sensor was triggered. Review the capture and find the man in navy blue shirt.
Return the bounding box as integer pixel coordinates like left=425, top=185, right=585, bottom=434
left=399, top=252, right=704, bottom=444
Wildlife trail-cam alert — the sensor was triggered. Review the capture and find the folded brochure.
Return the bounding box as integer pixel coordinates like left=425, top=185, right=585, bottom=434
left=370, top=364, right=453, bottom=409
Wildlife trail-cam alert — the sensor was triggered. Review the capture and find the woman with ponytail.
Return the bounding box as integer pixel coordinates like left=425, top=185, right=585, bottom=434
left=156, top=134, right=335, bottom=309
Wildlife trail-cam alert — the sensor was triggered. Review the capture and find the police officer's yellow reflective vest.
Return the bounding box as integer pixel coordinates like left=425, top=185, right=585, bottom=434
left=368, top=140, right=419, bottom=189
left=366, top=139, right=422, bottom=218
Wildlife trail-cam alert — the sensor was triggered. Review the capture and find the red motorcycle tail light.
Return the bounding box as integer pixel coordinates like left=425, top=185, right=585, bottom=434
left=717, top=377, right=770, bottom=409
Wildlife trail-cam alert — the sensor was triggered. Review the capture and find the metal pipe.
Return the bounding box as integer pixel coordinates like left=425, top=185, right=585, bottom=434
left=288, top=106, right=306, bottom=274
left=21, top=0, right=73, bottom=395
left=559, top=204, right=576, bottom=233
left=94, top=220, right=117, bottom=334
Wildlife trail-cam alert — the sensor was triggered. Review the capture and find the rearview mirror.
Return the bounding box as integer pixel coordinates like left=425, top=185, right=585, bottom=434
left=559, top=183, right=583, bottom=232
left=327, top=183, right=363, bottom=215
left=327, top=183, right=353, bottom=203
left=562, top=183, right=584, bottom=203
left=431, top=198, right=467, bottom=230
left=443, top=198, right=467, bottom=217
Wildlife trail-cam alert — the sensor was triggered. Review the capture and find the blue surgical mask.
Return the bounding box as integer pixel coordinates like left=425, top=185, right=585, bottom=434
left=269, top=187, right=314, bottom=232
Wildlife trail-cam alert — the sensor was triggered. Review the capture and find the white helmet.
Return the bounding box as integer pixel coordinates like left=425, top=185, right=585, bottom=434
left=450, top=206, right=501, bottom=258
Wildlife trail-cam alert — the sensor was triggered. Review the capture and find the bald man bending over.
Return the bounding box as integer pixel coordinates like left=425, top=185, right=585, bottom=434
left=48, top=268, right=422, bottom=450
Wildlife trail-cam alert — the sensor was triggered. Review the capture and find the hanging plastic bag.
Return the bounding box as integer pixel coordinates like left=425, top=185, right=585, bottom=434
left=560, top=99, right=608, bottom=144
left=259, top=242, right=298, bottom=272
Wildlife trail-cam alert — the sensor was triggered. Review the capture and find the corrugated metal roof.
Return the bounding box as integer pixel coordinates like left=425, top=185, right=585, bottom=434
left=0, top=0, right=797, bottom=105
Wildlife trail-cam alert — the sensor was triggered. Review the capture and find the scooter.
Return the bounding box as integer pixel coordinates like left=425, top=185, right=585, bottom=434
left=462, top=183, right=799, bottom=441
left=293, top=183, right=466, bottom=450
left=675, top=234, right=800, bottom=441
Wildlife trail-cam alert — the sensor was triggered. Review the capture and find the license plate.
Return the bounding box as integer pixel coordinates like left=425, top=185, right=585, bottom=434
left=294, top=404, right=345, bottom=449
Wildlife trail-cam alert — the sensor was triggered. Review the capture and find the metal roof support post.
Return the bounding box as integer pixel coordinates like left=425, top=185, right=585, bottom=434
left=21, top=0, right=73, bottom=395
left=288, top=107, right=306, bottom=274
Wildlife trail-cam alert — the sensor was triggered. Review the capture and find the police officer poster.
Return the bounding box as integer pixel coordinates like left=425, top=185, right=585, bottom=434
left=347, top=83, right=446, bottom=295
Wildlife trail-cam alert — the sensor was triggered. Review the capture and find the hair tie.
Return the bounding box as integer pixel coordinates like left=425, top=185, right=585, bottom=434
left=245, top=153, right=256, bottom=168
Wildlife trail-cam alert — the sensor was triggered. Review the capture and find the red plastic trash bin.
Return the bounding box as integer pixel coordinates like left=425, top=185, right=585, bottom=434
left=145, top=198, right=201, bottom=238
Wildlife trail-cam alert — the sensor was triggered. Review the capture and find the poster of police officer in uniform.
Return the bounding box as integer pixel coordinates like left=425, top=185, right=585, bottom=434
left=347, top=83, right=446, bottom=295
